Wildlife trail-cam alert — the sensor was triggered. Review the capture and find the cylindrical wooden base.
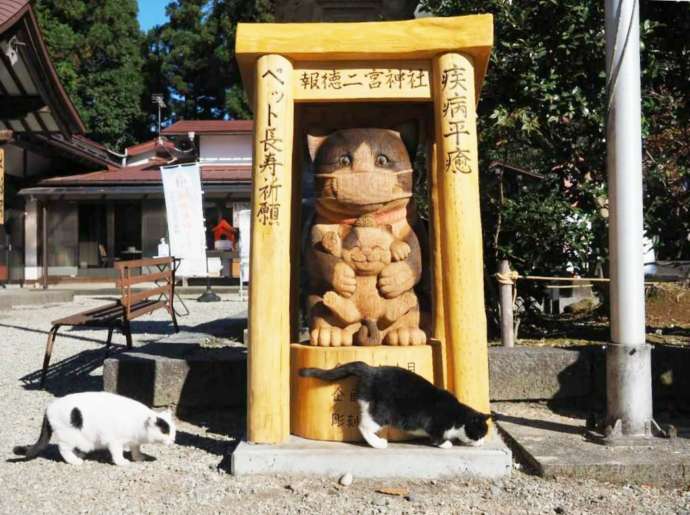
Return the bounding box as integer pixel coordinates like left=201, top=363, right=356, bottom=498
left=290, top=343, right=434, bottom=442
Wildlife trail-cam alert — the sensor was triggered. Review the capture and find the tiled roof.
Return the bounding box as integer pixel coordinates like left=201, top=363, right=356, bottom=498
left=0, top=0, right=29, bottom=33
left=162, top=119, right=254, bottom=135
left=126, top=138, right=176, bottom=156
left=39, top=163, right=252, bottom=185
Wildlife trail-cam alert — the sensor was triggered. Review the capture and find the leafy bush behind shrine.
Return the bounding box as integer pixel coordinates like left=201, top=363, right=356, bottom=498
left=420, top=0, right=690, bottom=279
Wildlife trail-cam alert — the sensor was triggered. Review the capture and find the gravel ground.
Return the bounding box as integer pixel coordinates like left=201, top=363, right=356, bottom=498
left=1, top=294, right=689, bottom=514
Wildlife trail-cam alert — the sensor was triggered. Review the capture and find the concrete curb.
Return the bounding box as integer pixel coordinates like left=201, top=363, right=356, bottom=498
left=0, top=289, right=74, bottom=309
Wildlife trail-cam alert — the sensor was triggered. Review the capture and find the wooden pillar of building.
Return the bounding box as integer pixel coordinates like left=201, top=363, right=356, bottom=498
left=432, top=52, right=490, bottom=414
left=106, top=202, right=115, bottom=263
left=247, top=54, right=294, bottom=444
left=41, top=202, right=48, bottom=289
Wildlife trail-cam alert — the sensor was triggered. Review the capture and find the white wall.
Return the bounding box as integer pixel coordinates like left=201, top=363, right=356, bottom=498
left=199, top=134, right=252, bottom=165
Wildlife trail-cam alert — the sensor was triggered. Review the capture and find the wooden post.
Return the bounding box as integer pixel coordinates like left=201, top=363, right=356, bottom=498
left=106, top=202, right=115, bottom=263
left=427, top=138, right=449, bottom=390
left=247, top=54, right=294, bottom=444
left=498, top=259, right=514, bottom=348
left=42, top=202, right=48, bottom=290
left=0, top=147, right=4, bottom=226
left=432, top=52, right=490, bottom=414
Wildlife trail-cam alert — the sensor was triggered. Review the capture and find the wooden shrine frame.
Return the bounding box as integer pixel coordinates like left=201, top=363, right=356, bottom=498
left=236, top=15, right=494, bottom=444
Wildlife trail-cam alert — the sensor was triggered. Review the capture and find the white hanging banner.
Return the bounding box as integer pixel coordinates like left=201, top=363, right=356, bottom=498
left=161, top=163, right=207, bottom=277
left=237, top=208, right=251, bottom=283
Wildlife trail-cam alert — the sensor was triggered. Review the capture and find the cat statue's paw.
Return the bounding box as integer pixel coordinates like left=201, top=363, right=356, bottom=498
left=390, top=240, right=411, bottom=261
left=310, top=326, right=352, bottom=347
left=437, top=440, right=453, bottom=449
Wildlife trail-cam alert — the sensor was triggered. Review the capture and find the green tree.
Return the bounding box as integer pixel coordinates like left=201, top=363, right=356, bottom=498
left=142, top=0, right=273, bottom=126
left=639, top=3, right=690, bottom=260
left=34, top=0, right=145, bottom=149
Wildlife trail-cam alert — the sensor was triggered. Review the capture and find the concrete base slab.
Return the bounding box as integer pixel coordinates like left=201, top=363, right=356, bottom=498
left=230, top=435, right=512, bottom=479
left=0, top=289, right=73, bottom=309
left=494, top=401, right=690, bottom=486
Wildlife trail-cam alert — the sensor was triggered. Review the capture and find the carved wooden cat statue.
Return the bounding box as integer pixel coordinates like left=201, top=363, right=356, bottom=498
left=305, top=127, right=427, bottom=347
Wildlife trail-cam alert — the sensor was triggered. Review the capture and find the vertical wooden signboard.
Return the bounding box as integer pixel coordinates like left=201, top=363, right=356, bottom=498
left=247, top=55, right=294, bottom=443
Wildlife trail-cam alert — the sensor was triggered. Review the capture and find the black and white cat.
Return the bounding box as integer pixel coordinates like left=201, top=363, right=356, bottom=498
left=299, top=362, right=491, bottom=449
left=13, top=392, right=176, bottom=466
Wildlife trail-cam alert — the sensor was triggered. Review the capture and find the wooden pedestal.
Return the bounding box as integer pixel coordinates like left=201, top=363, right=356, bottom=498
left=290, top=343, right=435, bottom=442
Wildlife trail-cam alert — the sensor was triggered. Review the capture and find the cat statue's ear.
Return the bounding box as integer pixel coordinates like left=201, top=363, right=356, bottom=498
left=391, top=120, right=419, bottom=161
left=307, top=133, right=330, bottom=162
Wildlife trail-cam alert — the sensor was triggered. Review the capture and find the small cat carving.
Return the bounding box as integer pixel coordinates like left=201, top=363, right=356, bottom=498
left=306, top=127, right=427, bottom=347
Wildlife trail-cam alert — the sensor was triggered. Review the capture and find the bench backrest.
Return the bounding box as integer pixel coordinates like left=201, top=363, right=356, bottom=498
left=114, top=257, right=176, bottom=318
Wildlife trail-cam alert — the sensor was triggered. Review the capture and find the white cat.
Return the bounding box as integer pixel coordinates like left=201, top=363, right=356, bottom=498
left=13, top=392, right=176, bottom=466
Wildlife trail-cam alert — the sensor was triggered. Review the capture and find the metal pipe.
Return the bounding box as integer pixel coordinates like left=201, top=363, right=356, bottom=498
left=604, top=0, right=653, bottom=437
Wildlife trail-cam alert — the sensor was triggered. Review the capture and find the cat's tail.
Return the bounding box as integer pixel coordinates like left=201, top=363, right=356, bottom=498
left=13, top=414, right=52, bottom=460
left=299, top=361, right=372, bottom=381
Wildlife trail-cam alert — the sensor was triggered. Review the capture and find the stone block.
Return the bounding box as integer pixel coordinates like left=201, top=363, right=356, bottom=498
left=489, top=347, right=594, bottom=401
left=103, top=333, right=246, bottom=410
left=0, top=289, right=73, bottom=309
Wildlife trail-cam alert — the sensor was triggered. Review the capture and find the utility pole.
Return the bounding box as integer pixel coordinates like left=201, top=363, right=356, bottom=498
left=151, top=94, right=166, bottom=140
left=604, top=0, right=653, bottom=438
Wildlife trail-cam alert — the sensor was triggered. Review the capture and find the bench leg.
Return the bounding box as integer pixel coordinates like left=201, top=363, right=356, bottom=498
left=41, top=325, right=60, bottom=387
left=122, top=319, right=133, bottom=349
left=104, top=326, right=114, bottom=356
left=170, top=307, right=179, bottom=333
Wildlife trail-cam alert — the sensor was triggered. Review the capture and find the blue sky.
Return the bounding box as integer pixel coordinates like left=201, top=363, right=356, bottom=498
left=137, top=0, right=169, bottom=31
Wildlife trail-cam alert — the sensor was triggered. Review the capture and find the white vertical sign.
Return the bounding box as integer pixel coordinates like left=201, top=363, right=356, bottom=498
left=161, top=163, right=207, bottom=277
left=237, top=209, right=251, bottom=283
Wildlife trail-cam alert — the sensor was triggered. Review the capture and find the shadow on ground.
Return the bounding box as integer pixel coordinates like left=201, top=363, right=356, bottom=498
left=17, top=313, right=247, bottom=397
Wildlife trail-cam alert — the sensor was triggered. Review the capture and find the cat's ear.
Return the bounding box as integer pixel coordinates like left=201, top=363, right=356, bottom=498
left=307, top=133, right=329, bottom=162
left=391, top=120, right=419, bottom=161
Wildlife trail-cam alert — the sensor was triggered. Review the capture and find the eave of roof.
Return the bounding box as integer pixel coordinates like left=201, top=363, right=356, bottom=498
left=0, top=0, right=28, bottom=34
left=36, top=163, right=252, bottom=186
left=162, top=119, right=254, bottom=135
left=18, top=183, right=251, bottom=199
left=0, top=1, right=85, bottom=135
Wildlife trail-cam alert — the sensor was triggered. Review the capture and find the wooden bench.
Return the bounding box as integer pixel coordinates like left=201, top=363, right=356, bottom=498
left=40, top=257, right=180, bottom=386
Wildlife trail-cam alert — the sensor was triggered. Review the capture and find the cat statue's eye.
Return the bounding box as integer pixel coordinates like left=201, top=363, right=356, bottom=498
left=338, top=155, right=352, bottom=167
left=376, top=154, right=389, bottom=167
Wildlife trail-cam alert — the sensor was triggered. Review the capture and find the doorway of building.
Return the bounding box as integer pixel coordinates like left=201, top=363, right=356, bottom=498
left=78, top=203, right=107, bottom=268
left=115, top=202, right=142, bottom=260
